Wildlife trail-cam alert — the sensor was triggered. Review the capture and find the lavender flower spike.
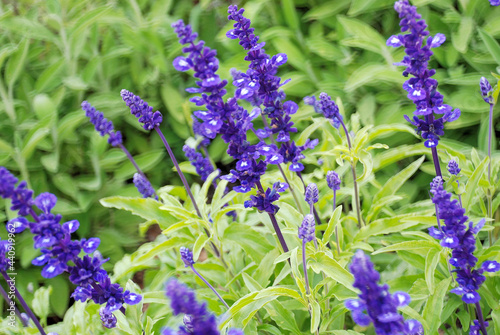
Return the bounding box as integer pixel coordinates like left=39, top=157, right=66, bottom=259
left=179, top=247, right=229, bottom=309
left=305, top=183, right=319, bottom=206
left=489, top=0, right=499, bottom=7
left=345, top=250, right=423, bottom=335
left=447, top=160, right=460, bottom=176
left=162, top=278, right=241, bottom=335
left=120, top=90, right=163, bottom=130
left=133, top=173, right=156, bottom=199
left=82, top=101, right=122, bottom=146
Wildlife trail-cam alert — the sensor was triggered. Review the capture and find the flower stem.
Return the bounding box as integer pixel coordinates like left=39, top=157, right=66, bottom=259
left=339, top=120, right=363, bottom=227
left=190, top=266, right=229, bottom=309
left=475, top=302, right=488, bottom=335
left=154, top=127, right=201, bottom=215
left=334, top=190, right=341, bottom=255
left=487, top=102, right=494, bottom=246
left=256, top=181, right=289, bottom=253
left=118, top=143, right=158, bottom=199
left=431, top=146, right=442, bottom=177
left=154, top=126, right=223, bottom=260
left=302, top=240, right=310, bottom=295
left=0, top=282, right=28, bottom=326
left=1, top=271, right=46, bottom=335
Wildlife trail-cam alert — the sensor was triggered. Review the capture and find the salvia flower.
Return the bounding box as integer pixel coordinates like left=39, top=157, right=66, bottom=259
left=244, top=182, right=288, bottom=214
left=183, top=145, right=215, bottom=181
left=0, top=166, right=142, bottom=328
left=0, top=238, right=12, bottom=272
left=345, top=250, right=423, bottom=335
left=298, top=214, right=316, bottom=243
left=120, top=89, right=163, bottom=130
left=480, top=77, right=494, bottom=104
left=133, top=173, right=156, bottom=199
left=327, top=171, right=341, bottom=191
left=447, top=160, right=461, bottom=176
left=305, top=93, right=343, bottom=129
left=429, top=177, right=500, bottom=304
left=163, top=278, right=221, bottom=335
left=490, top=0, right=500, bottom=6
left=180, top=246, right=195, bottom=267
left=305, top=183, right=319, bottom=205
left=82, top=101, right=122, bottom=146
left=388, top=0, right=460, bottom=148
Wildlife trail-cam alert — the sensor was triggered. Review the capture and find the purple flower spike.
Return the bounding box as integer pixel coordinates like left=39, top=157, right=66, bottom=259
left=490, top=0, right=500, bottom=5
left=183, top=145, right=215, bottom=182
left=298, top=214, right=315, bottom=243
left=345, top=250, right=422, bottom=334
left=429, top=176, right=500, bottom=304
left=120, top=90, right=163, bottom=130
left=81, top=101, right=122, bottom=146
left=180, top=247, right=195, bottom=267
left=480, top=77, right=494, bottom=104
left=327, top=171, right=341, bottom=191
left=133, top=173, right=156, bottom=199
left=164, top=278, right=222, bottom=334
left=0, top=167, right=18, bottom=199
left=305, top=183, right=319, bottom=205
left=390, top=0, right=460, bottom=147
left=447, top=160, right=461, bottom=176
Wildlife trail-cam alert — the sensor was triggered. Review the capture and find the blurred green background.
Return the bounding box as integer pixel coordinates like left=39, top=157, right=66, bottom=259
left=0, top=0, right=498, bottom=324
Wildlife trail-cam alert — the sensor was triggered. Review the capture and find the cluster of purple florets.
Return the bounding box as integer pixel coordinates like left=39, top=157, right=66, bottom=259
left=244, top=181, right=288, bottom=214
left=133, top=173, right=157, bottom=199
left=326, top=171, right=341, bottom=191
left=345, top=250, right=423, bottom=335
left=305, top=93, right=344, bottom=130
left=121, top=89, right=163, bottom=130
left=82, top=101, right=123, bottom=146
left=387, top=0, right=460, bottom=148
left=0, top=166, right=141, bottom=328
left=162, top=278, right=243, bottom=335
left=428, top=177, right=500, bottom=305
left=183, top=145, right=215, bottom=182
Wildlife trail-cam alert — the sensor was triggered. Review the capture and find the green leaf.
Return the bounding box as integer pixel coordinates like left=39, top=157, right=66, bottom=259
left=303, top=0, right=350, bottom=21
left=355, top=215, right=427, bottom=240
left=192, top=233, right=209, bottom=262
left=309, top=251, right=355, bottom=291
left=310, top=298, right=321, bottom=333
left=422, top=277, right=452, bottom=334
left=372, top=155, right=425, bottom=203
left=478, top=28, right=500, bottom=65
left=224, top=224, right=274, bottom=263
left=452, top=16, right=474, bottom=53
left=372, top=240, right=440, bottom=254
left=281, top=0, right=299, bottom=30
left=32, top=286, right=52, bottom=324
left=100, top=196, right=178, bottom=229
left=5, top=39, right=29, bottom=88
left=424, top=248, right=440, bottom=295
left=323, top=205, right=343, bottom=244
left=21, top=127, right=50, bottom=159
left=463, top=156, right=488, bottom=211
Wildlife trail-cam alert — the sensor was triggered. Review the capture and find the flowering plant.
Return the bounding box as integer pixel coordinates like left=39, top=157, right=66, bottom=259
left=1, top=1, right=500, bottom=335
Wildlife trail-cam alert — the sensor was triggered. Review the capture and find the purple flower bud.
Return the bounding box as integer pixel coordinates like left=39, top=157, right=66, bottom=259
left=326, top=171, right=341, bottom=191
left=480, top=77, right=493, bottom=104
left=120, top=90, right=163, bottom=130
left=81, top=101, right=122, bottom=146
left=133, top=173, right=156, bottom=199
left=180, top=247, right=195, bottom=267
left=447, top=160, right=460, bottom=175
left=305, top=183, right=319, bottom=205
left=298, top=214, right=315, bottom=242
left=100, top=308, right=117, bottom=329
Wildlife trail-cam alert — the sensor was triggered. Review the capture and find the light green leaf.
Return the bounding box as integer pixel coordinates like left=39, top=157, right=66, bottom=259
left=309, top=251, right=355, bottom=292
left=323, top=205, right=343, bottom=244
left=224, top=224, right=274, bottom=263
left=422, top=277, right=452, bottom=334
left=372, top=240, right=440, bottom=254
left=463, top=156, right=488, bottom=211
left=5, top=39, right=29, bottom=88
left=478, top=28, right=500, bottom=65
left=424, top=248, right=440, bottom=294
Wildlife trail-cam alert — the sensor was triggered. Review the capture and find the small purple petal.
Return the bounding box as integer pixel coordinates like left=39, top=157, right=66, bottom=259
left=172, top=56, right=192, bottom=71
left=482, top=260, right=500, bottom=273
left=83, top=237, right=100, bottom=253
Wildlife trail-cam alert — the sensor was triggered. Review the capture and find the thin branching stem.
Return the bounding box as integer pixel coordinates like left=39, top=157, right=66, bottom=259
left=190, top=266, right=229, bottom=309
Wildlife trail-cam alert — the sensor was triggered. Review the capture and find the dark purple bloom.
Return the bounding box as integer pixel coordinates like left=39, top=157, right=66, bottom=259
left=100, top=308, right=117, bottom=329
left=120, top=90, right=163, bottom=130
left=183, top=145, right=215, bottom=181
left=298, top=214, right=315, bottom=243
left=7, top=217, right=29, bottom=234
left=10, top=181, right=34, bottom=217
left=133, top=173, right=156, bottom=199
left=164, top=278, right=219, bottom=335
left=447, top=160, right=460, bottom=176
left=429, top=176, right=500, bottom=303
left=0, top=239, right=12, bottom=271
left=490, top=0, right=500, bottom=5
left=180, top=247, right=195, bottom=267
left=345, top=250, right=423, bottom=334
left=480, top=77, right=494, bottom=104
left=34, top=192, right=57, bottom=214
left=81, top=101, right=122, bottom=146
left=389, top=0, right=460, bottom=147
left=305, top=183, right=319, bottom=205
left=305, top=93, right=343, bottom=129
left=0, top=167, right=18, bottom=199
left=244, top=182, right=288, bottom=214
left=68, top=255, right=109, bottom=285
left=327, top=171, right=341, bottom=191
